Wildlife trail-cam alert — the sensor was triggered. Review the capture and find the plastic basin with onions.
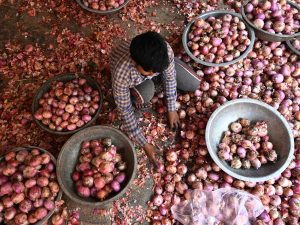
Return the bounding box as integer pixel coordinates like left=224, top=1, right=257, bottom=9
left=75, top=0, right=130, bottom=15
left=205, top=99, right=294, bottom=182
left=56, top=125, right=137, bottom=207
left=32, top=73, right=103, bottom=136
left=182, top=10, right=255, bottom=67
left=0, top=146, right=63, bottom=225
left=241, top=0, right=300, bottom=42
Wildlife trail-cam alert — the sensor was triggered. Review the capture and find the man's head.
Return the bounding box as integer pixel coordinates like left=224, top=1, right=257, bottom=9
left=130, top=31, right=169, bottom=76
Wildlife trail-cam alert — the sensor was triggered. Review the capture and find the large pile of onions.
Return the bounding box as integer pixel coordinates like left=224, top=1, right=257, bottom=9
left=0, top=149, right=60, bottom=225
left=82, top=0, right=127, bottom=11
left=72, top=138, right=127, bottom=200
left=149, top=36, right=300, bottom=224
left=187, top=14, right=251, bottom=63
left=34, top=78, right=100, bottom=132
left=245, top=0, right=300, bottom=34
left=218, top=118, right=277, bottom=169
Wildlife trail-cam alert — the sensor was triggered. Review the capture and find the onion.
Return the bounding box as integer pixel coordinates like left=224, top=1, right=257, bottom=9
left=12, top=182, right=25, bottom=194
left=175, top=182, right=188, bottom=195
left=111, top=180, right=121, bottom=192
left=77, top=185, right=90, bottom=198
left=166, top=151, right=177, bottom=162
left=153, top=195, right=164, bottom=207
left=115, top=172, right=126, bottom=183
left=14, top=213, right=27, bottom=224
left=4, top=207, right=17, bottom=221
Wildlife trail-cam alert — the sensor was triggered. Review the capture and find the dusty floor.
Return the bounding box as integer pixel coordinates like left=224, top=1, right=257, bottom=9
left=0, top=1, right=184, bottom=224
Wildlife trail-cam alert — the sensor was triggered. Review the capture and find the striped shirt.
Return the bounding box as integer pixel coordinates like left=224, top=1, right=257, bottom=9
left=109, top=39, right=177, bottom=147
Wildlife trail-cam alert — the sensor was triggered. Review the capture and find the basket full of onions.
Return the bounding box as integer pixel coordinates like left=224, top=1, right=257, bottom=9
left=0, top=146, right=62, bottom=225
left=56, top=125, right=137, bottom=208
left=286, top=37, right=300, bottom=55
left=182, top=10, right=255, bottom=67
left=241, top=0, right=300, bottom=42
left=205, top=99, right=294, bottom=182
left=32, top=74, right=102, bottom=135
left=75, top=0, right=130, bottom=15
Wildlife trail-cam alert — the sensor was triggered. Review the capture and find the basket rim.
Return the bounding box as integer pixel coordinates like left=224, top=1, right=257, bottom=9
left=75, top=0, right=130, bottom=15
left=241, top=0, right=300, bottom=39
left=205, top=98, right=295, bottom=182
left=56, top=125, right=137, bottom=207
left=182, top=10, right=255, bottom=67
left=0, top=146, right=63, bottom=225
left=31, top=73, right=103, bottom=136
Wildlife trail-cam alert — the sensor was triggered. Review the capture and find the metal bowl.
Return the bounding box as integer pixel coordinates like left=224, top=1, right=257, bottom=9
left=0, top=146, right=63, bottom=225
left=182, top=10, right=255, bottom=67
left=32, top=73, right=103, bottom=135
left=56, top=125, right=137, bottom=207
left=205, top=99, right=294, bottom=182
left=75, top=0, right=130, bottom=15
left=286, top=38, right=300, bottom=55
left=241, top=0, right=300, bottom=42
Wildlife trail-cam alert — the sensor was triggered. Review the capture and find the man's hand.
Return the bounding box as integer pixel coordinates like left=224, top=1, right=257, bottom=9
left=168, top=111, right=180, bottom=131
left=143, top=143, right=160, bottom=168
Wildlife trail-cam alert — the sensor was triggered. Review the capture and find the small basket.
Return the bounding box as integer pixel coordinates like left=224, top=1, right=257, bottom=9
left=241, top=0, right=300, bottom=42
left=32, top=73, right=103, bottom=136
left=205, top=99, right=294, bottom=182
left=0, top=146, right=63, bottom=225
left=56, top=125, right=137, bottom=208
left=182, top=10, right=255, bottom=67
left=75, top=0, right=130, bottom=15
left=286, top=38, right=300, bottom=55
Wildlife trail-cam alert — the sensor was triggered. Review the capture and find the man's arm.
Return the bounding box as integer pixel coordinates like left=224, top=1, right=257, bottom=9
left=163, top=43, right=177, bottom=112
left=112, top=72, right=148, bottom=147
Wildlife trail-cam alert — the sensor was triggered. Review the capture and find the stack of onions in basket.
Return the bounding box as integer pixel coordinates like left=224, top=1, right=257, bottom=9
left=217, top=118, right=278, bottom=170
left=0, top=149, right=60, bottom=224
left=72, top=138, right=127, bottom=200
left=82, top=0, right=126, bottom=11
left=34, top=78, right=100, bottom=132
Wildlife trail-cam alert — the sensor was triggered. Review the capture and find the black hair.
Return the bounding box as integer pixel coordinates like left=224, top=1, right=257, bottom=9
left=130, top=31, right=169, bottom=73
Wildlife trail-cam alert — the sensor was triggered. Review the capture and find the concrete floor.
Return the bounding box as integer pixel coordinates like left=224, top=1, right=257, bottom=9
left=0, top=1, right=184, bottom=224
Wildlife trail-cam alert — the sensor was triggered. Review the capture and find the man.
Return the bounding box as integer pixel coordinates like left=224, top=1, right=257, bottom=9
left=110, top=31, right=199, bottom=166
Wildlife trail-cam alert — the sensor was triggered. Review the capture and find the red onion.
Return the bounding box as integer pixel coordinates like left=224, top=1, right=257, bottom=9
left=258, top=210, right=271, bottom=223
left=77, top=186, right=90, bottom=198
left=166, top=151, right=177, bottom=162
left=177, top=164, right=188, bottom=175
left=270, top=195, right=281, bottom=206
left=195, top=168, right=207, bottom=180
left=208, top=172, right=219, bottom=181
left=4, top=207, right=17, bottom=221
left=34, top=207, right=48, bottom=220
left=155, top=185, right=163, bottom=195
left=111, top=181, right=121, bottom=192
left=164, top=183, right=175, bottom=193
left=115, top=172, right=126, bottom=183
left=175, top=182, right=188, bottom=195
left=153, top=195, right=164, bottom=207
